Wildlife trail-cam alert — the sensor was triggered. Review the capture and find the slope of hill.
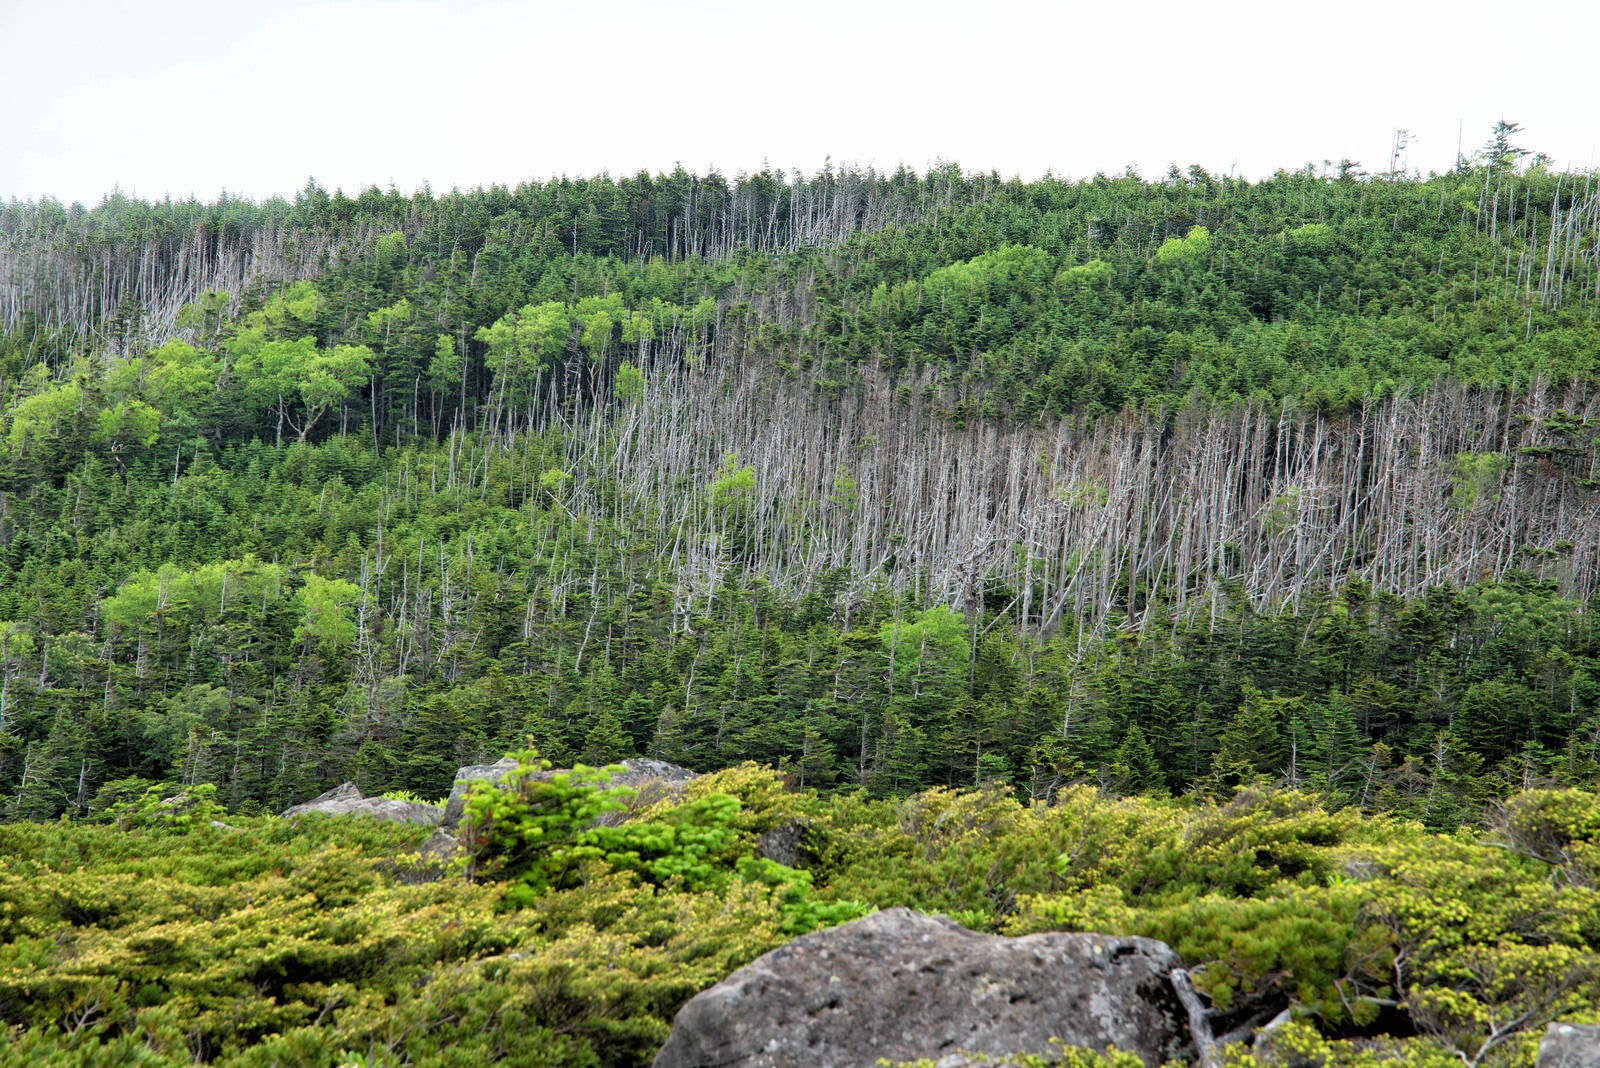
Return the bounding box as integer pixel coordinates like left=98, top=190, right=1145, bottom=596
left=0, top=144, right=1598, bottom=817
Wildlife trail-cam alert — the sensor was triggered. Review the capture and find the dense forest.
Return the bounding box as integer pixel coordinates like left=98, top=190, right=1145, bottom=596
left=2, top=127, right=1599, bottom=819
left=3, top=125, right=1600, bottom=1065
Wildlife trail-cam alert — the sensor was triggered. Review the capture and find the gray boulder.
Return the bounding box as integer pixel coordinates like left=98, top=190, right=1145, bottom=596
left=441, top=757, right=698, bottom=830
left=280, top=782, right=443, bottom=826
left=441, top=759, right=520, bottom=829
left=608, top=757, right=700, bottom=789
left=378, top=828, right=462, bottom=884
left=755, top=819, right=817, bottom=869
left=652, top=907, right=1193, bottom=1068
left=1539, top=1024, right=1600, bottom=1068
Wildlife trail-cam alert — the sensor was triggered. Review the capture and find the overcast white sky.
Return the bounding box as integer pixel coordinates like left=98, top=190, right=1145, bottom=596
left=3, top=0, right=1597, bottom=206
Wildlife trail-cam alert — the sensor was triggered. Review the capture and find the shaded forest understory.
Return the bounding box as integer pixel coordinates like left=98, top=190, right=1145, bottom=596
left=1, top=141, right=1599, bottom=821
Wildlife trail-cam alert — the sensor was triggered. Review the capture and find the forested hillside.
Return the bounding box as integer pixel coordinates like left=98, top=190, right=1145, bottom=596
left=2, top=129, right=1599, bottom=820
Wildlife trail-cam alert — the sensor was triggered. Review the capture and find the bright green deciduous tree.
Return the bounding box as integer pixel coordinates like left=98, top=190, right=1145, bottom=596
left=235, top=337, right=372, bottom=442
left=1, top=379, right=85, bottom=479
left=294, top=573, right=365, bottom=657
left=1156, top=225, right=1212, bottom=268
left=476, top=300, right=571, bottom=426
left=143, top=338, right=221, bottom=434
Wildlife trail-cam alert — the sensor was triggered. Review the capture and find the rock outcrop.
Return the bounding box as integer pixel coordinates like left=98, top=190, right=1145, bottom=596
left=440, top=759, right=520, bottom=829
left=652, top=907, right=1193, bottom=1068
left=274, top=759, right=698, bottom=832
left=441, top=757, right=697, bottom=829
left=608, top=757, right=699, bottom=789
left=280, top=782, right=443, bottom=826
left=1539, top=1024, right=1600, bottom=1068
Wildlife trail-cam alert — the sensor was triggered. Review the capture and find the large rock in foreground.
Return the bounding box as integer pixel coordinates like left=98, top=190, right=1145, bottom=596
left=280, top=782, right=443, bottom=826
left=652, top=907, right=1192, bottom=1068
left=1539, top=1024, right=1600, bottom=1068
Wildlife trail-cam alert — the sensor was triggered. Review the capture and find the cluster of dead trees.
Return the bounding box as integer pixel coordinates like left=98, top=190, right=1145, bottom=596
left=552, top=348, right=1600, bottom=635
